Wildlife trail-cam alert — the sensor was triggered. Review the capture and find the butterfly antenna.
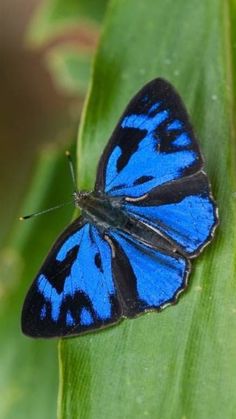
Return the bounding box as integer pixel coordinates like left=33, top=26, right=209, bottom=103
left=19, top=200, right=73, bottom=221
left=19, top=151, right=77, bottom=221
left=65, top=150, right=78, bottom=193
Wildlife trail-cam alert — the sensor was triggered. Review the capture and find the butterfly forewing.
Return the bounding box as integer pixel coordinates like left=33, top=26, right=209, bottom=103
left=95, top=78, right=203, bottom=198
left=22, top=219, right=122, bottom=338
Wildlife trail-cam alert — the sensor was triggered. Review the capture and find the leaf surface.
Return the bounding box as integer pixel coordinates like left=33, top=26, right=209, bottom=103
left=59, top=1, right=236, bottom=418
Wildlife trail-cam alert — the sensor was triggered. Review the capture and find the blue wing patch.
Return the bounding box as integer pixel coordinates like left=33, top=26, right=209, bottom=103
left=108, top=230, right=190, bottom=314
left=95, top=79, right=203, bottom=198
left=21, top=218, right=121, bottom=337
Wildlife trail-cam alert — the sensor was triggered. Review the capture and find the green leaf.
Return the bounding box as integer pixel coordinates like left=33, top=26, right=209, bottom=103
left=0, top=145, right=75, bottom=419
left=59, top=0, right=236, bottom=418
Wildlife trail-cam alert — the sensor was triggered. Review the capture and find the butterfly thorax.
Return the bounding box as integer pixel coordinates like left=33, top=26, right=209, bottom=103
left=74, top=191, right=127, bottom=230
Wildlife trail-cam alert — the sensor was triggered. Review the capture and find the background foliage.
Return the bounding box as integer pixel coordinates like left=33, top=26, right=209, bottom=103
left=1, top=0, right=236, bottom=418
left=0, top=0, right=106, bottom=417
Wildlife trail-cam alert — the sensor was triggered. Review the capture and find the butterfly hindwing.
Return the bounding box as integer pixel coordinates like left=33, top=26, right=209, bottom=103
left=21, top=218, right=121, bottom=338
left=95, top=78, right=203, bottom=198
left=123, top=171, right=218, bottom=257
left=106, top=230, right=190, bottom=315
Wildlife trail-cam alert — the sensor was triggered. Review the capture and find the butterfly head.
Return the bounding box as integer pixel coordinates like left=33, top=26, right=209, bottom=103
left=73, top=191, right=90, bottom=209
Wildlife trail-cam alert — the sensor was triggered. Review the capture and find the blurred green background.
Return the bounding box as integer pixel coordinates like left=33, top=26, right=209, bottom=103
left=0, top=0, right=106, bottom=418
left=1, top=1, right=236, bottom=418
left=0, top=0, right=106, bottom=244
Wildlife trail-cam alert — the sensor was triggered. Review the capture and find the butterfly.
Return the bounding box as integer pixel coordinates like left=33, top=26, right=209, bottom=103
left=21, top=78, right=219, bottom=338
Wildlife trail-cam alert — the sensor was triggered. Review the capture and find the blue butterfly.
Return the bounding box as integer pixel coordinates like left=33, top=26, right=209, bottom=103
left=21, top=79, right=219, bottom=338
